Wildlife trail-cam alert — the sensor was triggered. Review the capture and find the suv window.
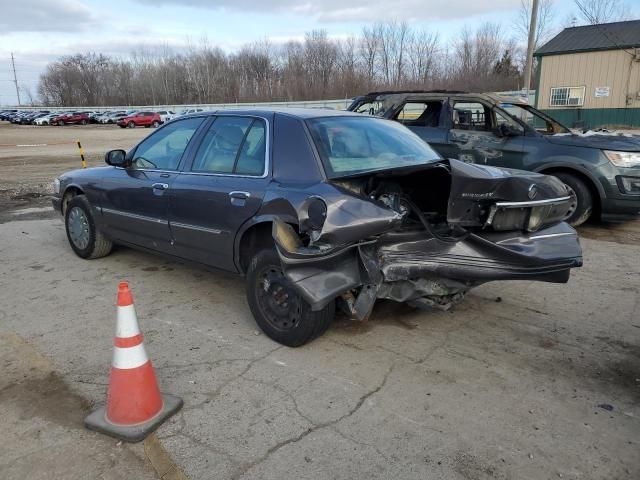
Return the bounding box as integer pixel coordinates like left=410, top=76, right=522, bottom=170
left=132, top=117, right=205, bottom=170
left=396, top=101, right=443, bottom=127
left=452, top=102, right=490, bottom=131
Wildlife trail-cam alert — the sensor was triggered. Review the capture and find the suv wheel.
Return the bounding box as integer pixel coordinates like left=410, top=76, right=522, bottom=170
left=246, top=249, right=334, bottom=347
left=554, top=172, right=593, bottom=227
left=80, top=119, right=87, bottom=125
left=127, top=121, right=135, bottom=128
left=58, top=120, right=65, bottom=126
left=65, top=195, right=113, bottom=259
left=152, top=121, right=160, bottom=128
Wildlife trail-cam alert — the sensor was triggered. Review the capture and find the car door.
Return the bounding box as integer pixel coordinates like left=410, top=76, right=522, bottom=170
left=100, top=116, right=207, bottom=251
left=448, top=100, right=523, bottom=166
left=168, top=114, right=271, bottom=271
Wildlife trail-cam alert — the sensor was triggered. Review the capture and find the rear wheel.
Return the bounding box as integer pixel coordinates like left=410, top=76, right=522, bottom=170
left=64, top=195, right=113, bottom=259
left=80, top=119, right=87, bottom=125
left=553, top=172, right=593, bottom=227
left=152, top=121, right=160, bottom=128
left=246, top=249, right=334, bottom=347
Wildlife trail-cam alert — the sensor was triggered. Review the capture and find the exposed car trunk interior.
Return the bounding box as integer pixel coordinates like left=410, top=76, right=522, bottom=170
left=332, top=164, right=467, bottom=241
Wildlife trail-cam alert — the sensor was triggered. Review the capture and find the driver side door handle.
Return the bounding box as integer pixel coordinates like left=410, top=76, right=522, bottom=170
left=152, top=183, right=169, bottom=190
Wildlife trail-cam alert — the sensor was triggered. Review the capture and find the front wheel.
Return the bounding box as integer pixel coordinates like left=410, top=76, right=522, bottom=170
left=58, top=120, right=65, bottom=126
left=554, top=172, right=593, bottom=227
left=246, top=249, right=334, bottom=347
left=80, top=119, right=87, bottom=125
left=127, top=121, right=135, bottom=128
left=65, top=195, right=113, bottom=259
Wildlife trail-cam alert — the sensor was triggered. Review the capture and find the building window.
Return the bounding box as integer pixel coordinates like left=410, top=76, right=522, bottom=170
left=550, top=86, right=585, bottom=107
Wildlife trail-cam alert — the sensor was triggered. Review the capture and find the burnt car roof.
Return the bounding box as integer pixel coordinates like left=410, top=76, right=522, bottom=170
left=184, top=107, right=364, bottom=120
left=353, top=90, right=528, bottom=106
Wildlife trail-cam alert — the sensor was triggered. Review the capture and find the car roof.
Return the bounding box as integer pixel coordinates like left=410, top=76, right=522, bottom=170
left=355, top=90, right=525, bottom=105
left=184, top=107, right=364, bottom=120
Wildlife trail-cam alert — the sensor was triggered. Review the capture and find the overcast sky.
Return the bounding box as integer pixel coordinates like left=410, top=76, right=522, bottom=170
left=0, top=0, right=633, bottom=105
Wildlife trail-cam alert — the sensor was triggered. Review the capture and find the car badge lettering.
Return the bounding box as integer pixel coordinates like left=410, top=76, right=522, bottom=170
left=528, top=184, right=538, bottom=200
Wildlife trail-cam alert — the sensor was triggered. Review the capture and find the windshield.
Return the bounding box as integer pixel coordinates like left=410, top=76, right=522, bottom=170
left=307, top=116, right=442, bottom=178
left=498, top=103, right=570, bottom=135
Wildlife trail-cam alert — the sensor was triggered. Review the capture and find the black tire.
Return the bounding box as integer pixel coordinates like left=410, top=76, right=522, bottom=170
left=64, top=195, right=113, bottom=259
left=553, top=172, right=593, bottom=227
left=127, top=121, right=135, bottom=128
left=246, top=249, right=334, bottom=347
left=58, top=120, right=64, bottom=126
left=152, top=121, right=160, bottom=128
left=80, top=119, right=87, bottom=125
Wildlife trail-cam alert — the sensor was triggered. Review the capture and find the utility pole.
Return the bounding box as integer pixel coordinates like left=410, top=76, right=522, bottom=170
left=10, top=53, right=21, bottom=106
left=523, top=0, right=539, bottom=105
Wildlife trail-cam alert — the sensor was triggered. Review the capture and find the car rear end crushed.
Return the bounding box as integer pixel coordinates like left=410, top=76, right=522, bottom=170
left=269, top=113, right=582, bottom=320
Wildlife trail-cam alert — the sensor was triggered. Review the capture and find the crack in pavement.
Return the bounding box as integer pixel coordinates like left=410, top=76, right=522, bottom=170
left=230, top=361, right=397, bottom=480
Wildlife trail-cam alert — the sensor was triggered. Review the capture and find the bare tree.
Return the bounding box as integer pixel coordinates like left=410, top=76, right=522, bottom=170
left=407, top=29, right=440, bottom=87
left=573, top=0, right=630, bottom=24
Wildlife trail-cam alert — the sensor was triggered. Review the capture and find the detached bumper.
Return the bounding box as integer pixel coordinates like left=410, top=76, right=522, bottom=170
left=274, top=219, right=582, bottom=316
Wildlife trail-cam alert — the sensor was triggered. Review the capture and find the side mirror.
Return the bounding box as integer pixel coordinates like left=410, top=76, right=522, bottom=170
left=105, top=149, right=128, bottom=167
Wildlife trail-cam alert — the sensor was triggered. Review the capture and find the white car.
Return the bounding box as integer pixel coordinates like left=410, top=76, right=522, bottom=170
left=100, top=112, right=127, bottom=124
left=156, top=110, right=175, bottom=123
left=34, top=113, right=61, bottom=125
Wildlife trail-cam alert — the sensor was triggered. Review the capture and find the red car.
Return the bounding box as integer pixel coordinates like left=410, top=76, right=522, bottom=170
left=117, top=111, right=162, bottom=128
left=52, top=112, right=89, bottom=126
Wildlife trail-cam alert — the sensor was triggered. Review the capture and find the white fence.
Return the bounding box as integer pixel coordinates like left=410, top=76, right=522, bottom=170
left=6, top=99, right=353, bottom=113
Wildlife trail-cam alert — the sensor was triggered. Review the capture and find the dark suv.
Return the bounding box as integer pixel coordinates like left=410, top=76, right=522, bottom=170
left=348, top=91, right=640, bottom=226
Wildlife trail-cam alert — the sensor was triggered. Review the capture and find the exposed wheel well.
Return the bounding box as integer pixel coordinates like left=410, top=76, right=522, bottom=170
left=238, top=222, right=276, bottom=274
left=61, top=187, right=84, bottom=215
left=539, top=167, right=601, bottom=218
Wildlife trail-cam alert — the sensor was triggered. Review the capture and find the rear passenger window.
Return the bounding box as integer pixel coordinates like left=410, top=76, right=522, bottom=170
left=235, top=120, right=266, bottom=175
left=191, top=117, right=266, bottom=176
left=396, top=101, right=443, bottom=127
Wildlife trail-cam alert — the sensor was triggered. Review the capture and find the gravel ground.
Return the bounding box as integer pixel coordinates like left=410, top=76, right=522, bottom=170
left=1, top=122, right=639, bottom=480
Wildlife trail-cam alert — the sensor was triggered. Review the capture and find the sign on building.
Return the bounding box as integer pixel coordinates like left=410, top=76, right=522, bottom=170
left=594, top=87, right=610, bottom=98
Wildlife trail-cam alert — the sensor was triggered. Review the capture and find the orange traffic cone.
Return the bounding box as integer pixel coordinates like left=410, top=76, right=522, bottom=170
left=85, top=281, right=182, bottom=442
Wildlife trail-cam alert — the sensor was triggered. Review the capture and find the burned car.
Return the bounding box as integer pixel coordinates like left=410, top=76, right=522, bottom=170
left=52, top=109, right=582, bottom=346
left=348, top=91, right=640, bottom=226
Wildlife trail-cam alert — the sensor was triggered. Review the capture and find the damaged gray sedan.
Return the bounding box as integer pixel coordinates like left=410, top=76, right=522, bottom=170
left=270, top=112, right=582, bottom=345
left=52, top=109, right=582, bottom=347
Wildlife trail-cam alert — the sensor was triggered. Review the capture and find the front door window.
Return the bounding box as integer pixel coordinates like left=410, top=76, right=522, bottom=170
left=132, top=117, right=204, bottom=170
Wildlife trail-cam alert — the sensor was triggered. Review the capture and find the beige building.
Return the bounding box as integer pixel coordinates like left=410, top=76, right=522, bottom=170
left=534, top=20, right=640, bottom=128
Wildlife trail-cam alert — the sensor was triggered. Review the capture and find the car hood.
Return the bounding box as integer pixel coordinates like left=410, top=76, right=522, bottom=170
left=545, top=133, right=640, bottom=152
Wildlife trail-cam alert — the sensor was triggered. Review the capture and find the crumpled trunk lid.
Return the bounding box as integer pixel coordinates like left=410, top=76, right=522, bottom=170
left=446, top=159, right=571, bottom=226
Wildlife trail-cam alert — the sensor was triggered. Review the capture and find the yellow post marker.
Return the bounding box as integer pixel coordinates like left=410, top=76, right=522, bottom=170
left=77, top=139, right=87, bottom=169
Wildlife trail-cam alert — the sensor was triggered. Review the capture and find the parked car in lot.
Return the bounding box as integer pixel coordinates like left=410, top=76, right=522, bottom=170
left=0, top=109, right=18, bottom=120
left=51, top=111, right=90, bottom=126
left=34, top=113, right=60, bottom=125
left=348, top=91, right=640, bottom=226
left=156, top=110, right=175, bottom=123
left=117, top=111, right=162, bottom=128
left=176, top=108, right=204, bottom=117
left=100, top=112, right=128, bottom=124
left=52, top=109, right=582, bottom=346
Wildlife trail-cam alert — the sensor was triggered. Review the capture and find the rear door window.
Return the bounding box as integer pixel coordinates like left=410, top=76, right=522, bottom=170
left=191, top=117, right=266, bottom=176
left=396, top=101, right=443, bottom=127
